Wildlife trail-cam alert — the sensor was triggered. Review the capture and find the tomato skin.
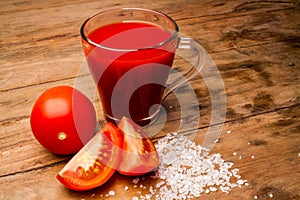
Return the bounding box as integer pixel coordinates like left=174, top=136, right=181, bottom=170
left=56, top=123, right=121, bottom=191
left=30, top=86, right=96, bottom=155
left=117, top=117, right=160, bottom=176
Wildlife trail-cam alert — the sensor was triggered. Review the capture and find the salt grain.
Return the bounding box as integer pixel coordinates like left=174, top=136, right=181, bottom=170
left=108, top=190, right=115, bottom=196
left=237, top=179, right=245, bottom=185
left=125, top=186, right=129, bottom=191
left=149, top=132, right=247, bottom=199
left=132, top=177, right=140, bottom=184
left=155, top=181, right=165, bottom=188
left=144, top=194, right=152, bottom=199
left=254, top=195, right=258, bottom=199
left=269, top=193, right=273, bottom=198
left=125, top=132, right=246, bottom=199
left=209, top=187, right=217, bottom=192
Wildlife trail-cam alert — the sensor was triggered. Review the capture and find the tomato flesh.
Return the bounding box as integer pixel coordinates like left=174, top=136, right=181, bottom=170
left=117, top=117, right=160, bottom=176
left=56, top=123, right=121, bottom=191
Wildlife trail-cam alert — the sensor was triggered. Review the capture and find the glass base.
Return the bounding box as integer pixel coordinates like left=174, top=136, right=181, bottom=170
left=104, top=105, right=161, bottom=127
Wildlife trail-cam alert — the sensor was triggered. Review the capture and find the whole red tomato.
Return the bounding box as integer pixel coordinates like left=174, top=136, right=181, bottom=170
left=30, top=86, right=96, bottom=155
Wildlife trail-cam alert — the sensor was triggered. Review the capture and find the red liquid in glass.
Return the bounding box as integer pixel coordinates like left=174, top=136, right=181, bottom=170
left=83, top=22, right=177, bottom=125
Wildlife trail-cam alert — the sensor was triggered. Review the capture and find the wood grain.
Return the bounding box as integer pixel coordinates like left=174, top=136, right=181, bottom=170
left=1, top=0, right=299, bottom=199
left=1, top=106, right=299, bottom=199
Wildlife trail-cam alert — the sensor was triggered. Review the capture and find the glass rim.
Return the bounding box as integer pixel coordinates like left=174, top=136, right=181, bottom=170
left=80, top=7, right=179, bottom=52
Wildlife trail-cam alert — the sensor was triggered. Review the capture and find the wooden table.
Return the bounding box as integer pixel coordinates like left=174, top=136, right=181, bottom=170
left=1, top=0, right=299, bottom=199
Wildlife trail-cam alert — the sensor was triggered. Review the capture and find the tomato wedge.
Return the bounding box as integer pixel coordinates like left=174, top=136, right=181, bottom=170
left=117, top=117, right=160, bottom=176
left=56, top=123, right=121, bottom=191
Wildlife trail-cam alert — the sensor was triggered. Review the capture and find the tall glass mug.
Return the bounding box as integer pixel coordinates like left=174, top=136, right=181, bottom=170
left=81, top=8, right=205, bottom=126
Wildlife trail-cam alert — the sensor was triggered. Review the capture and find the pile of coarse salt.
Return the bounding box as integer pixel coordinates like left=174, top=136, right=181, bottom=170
left=137, top=132, right=247, bottom=200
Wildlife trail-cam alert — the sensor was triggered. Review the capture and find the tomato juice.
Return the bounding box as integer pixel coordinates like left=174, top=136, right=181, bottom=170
left=82, top=21, right=177, bottom=125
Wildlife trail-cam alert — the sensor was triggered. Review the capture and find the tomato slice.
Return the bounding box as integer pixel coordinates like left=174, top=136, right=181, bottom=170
left=117, top=117, right=160, bottom=176
left=56, top=123, right=121, bottom=191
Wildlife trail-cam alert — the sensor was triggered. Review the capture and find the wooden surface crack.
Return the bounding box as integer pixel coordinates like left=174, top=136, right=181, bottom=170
left=0, top=159, right=68, bottom=179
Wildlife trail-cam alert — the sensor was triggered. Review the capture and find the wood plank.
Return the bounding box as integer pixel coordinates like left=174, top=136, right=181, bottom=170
left=1, top=40, right=298, bottom=122
left=177, top=6, right=300, bottom=53
left=1, top=39, right=299, bottom=176
left=1, top=0, right=299, bottom=199
left=1, top=1, right=298, bottom=91
left=1, top=60, right=298, bottom=177
left=1, top=105, right=299, bottom=199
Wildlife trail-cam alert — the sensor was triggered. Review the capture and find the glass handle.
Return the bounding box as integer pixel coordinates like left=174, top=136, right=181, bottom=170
left=163, top=37, right=206, bottom=100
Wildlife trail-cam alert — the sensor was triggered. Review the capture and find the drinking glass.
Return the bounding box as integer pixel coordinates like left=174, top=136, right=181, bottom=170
left=81, top=8, right=205, bottom=126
